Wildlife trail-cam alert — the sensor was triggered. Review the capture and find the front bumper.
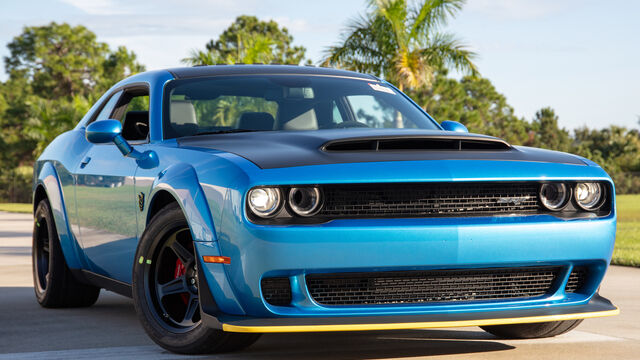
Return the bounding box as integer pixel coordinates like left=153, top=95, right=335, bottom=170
left=195, top=212, right=616, bottom=322
left=214, top=294, right=618, bottom=333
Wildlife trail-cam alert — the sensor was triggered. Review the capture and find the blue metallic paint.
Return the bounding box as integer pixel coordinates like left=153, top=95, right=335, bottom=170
left=85, top=119, right=123, bottom=144
left=34, top=66, right=617, bottom=326
left=440, top=120, right=469, bottom=132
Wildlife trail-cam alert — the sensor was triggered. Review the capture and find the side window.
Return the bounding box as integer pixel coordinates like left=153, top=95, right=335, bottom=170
left=113, top=89, right=150, bottom=142
left=94, top=91, right=123, bottom=122
left=331, top=101, right=345, bottom=124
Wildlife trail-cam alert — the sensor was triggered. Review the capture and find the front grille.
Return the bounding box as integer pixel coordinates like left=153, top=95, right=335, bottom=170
left=261, top=277, right=292, bottom=306
left=306, top=267, right=561, bottom=306
left=319, top=182, right=540, bottom=218
left=565, top=267, right=588, bottom=293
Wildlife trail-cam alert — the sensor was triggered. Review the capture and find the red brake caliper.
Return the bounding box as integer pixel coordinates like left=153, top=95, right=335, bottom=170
left=174, top=258, right=189, bottom=304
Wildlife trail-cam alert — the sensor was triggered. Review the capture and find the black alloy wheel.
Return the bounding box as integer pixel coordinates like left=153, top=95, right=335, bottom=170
left=146, top=227, right=201, bottom=331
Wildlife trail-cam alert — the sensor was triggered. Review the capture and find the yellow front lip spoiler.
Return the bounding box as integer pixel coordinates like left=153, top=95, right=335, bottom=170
left=222, top=307, right=619, bottom=333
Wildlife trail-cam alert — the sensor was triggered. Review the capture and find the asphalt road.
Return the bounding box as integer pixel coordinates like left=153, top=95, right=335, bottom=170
left=1, top=211, right=639, bottom=360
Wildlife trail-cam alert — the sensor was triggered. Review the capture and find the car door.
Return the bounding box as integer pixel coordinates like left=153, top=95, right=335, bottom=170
left=75, top=86, right=150, bottom=283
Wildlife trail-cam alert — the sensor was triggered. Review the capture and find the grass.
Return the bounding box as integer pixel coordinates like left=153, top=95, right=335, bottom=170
left=611, top=194, right=640, bottom=267
left=1, top=193, right=639, bottom=266
left=0, top=203, right=32, bottom=214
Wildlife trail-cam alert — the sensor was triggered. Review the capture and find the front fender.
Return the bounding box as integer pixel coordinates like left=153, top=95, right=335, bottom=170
left=34, top=162, right=85, bottom=269
left=147, top=163, right=218, bottom=244
left=143, top=162, right=247, bottom=315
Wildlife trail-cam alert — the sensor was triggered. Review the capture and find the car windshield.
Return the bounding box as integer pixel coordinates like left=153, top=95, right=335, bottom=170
left=162, top=75, right=439, bottom=139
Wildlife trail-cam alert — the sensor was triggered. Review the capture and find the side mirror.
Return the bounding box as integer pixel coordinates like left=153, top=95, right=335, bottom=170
left=86, top=119, right=122, bottom=144
left=440, top=120, right=469, bottom=133
left=86, top=119, right=133, bottom=156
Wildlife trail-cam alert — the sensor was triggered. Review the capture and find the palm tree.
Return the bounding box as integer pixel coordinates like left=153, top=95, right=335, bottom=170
left=183, top=33, right=277, bottom=66
left=323, top=0, right=477, bottom=127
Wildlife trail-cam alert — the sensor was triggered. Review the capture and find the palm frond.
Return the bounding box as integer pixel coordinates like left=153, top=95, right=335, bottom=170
left=421, top=32, right=477, bottom=75
left=410, top=0, right=465, bottom=40
left=321, top=15, right=387, bottom=75
left=181, top=49, right=218, bottom=66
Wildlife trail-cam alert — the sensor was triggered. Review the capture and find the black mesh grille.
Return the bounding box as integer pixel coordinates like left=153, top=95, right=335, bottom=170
left=261, top=277, right=292, bottom=306
left=320, top=182, right=540, bottom=218
left=306, top=267, right=561, bottom=306
left=565, top=267, right=588, bottom=293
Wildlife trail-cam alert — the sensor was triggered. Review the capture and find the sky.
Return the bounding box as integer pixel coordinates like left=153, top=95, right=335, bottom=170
left=0, top=0, right=638, bottom=130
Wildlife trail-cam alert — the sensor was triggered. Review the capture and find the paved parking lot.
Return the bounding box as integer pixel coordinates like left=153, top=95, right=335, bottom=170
left=1, top=211, right=639, bottom=359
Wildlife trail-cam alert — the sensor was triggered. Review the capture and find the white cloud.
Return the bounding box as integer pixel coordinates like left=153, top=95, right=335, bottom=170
left=466, top=0, right=571, bottom=20
left=59, top=0, right=134, bottom=15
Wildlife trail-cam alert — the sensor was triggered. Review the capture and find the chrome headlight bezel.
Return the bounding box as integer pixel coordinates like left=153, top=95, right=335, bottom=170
left=288, top=187, right=323, bottom=217
left=539, top=182, right=570, bottom=211
left=574, top=182, right=605, bottom=211
left=247, top=187, right=283, bottom=218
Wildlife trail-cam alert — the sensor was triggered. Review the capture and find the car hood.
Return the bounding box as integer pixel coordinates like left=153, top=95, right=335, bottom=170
left=177, top=129, right=586, bottom=169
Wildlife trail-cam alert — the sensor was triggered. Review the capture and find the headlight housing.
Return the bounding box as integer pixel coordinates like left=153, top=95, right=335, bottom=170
left=574, top=182, right=604, bottom=210
left=247, top=187, right=282, bottom=218
left=288, top=187, right=323, bottom=216
left=539, top=183, right=570, bottom=211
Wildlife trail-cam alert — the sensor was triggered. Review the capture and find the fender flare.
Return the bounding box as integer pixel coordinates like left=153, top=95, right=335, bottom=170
left=34, top=162, right=85, bottom=269
left=147, top=163, right=218, bottom=244
left=144, top=163, right=246, bottom=315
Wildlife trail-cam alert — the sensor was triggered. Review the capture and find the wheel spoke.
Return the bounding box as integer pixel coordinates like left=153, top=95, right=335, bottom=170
left=183, top=295, right=200, bottom=323
left=158, top=277, right=188, bottom=298
left=42, top=238, right=49, bottom=253
left=170, top=240, right=194, bottom=266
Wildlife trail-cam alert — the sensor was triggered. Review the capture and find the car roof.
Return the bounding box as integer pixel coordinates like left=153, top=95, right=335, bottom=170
left=166, top=64, right=380, bottom=81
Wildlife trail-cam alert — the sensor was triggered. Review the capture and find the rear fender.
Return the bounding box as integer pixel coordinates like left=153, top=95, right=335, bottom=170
left=34, top=162, right=85, bottom=269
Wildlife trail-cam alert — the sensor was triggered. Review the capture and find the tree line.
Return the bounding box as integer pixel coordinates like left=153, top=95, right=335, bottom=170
left=1, top=1, right=639, bottom=203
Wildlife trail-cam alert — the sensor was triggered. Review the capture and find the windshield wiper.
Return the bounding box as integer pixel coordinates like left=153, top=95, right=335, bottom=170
left=193, top=129, right=265, bottom=136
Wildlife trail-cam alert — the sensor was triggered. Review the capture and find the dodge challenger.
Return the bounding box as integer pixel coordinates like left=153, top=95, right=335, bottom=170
left=32, top=65, right=618, bottom=354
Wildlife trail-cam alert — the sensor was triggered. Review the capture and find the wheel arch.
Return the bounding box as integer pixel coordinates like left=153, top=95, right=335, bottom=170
left=144, top=163, right=219, bottom=244
left=33, top=161, right=85, bottom=269
left=140, top=164, right=247, bottom=316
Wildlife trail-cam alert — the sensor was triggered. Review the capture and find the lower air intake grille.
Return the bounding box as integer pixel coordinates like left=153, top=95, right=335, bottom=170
left=261, top=277, right=292, bottom=306
left=565, top=267, right=588, bottom=293
left=320, top=182, right=540, bottom=218
left=306, top=267, right=561, bottom=306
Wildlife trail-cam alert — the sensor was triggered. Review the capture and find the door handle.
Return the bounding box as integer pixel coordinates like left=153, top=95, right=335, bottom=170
left=80, top=156, right=91, bottom=168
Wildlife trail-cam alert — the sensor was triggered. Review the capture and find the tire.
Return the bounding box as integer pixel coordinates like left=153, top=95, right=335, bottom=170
left=481, top=319, right=583, bottom=339
left=32, top=199, right=101, bottom=308
left=132, top=203, right=260, bottom=354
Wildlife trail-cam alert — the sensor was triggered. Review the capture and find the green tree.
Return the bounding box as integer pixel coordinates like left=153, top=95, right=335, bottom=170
left=410, top=72, right=530, bottom=144
left=5, top=22, right=144, bottom=99
left=0, top=22, right=145, bottom=202
left=529, top=107, right=571, bottom=152
left=323, top=0, right=476, bottom=92
left=183, top=15, right=307, bottom=65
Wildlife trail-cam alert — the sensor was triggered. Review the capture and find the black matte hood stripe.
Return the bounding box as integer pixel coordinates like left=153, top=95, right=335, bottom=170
left=177, top=130, right=585, bottom=169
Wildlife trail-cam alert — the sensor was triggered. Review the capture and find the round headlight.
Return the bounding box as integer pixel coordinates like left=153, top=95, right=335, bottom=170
left=288, top=187, right=323, bottom=216
left=248, top=187, right=282, bottom=218
left=574, top=182, right=604, bottom=210
left=539, top=183, right=569, bottom=211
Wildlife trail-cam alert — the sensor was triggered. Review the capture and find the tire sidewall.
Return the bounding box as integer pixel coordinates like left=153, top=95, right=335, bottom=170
left=132, top=204, right=222, bottom=352
left=32, top=200, right=60, bottom=303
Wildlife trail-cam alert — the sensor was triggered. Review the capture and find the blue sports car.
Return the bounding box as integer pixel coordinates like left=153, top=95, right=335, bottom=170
left=33, top=65, right=618, bottom=354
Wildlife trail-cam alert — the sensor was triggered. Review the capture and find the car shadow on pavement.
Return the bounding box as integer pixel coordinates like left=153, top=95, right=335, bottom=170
left=230, top=330, right=514, bottom=359
left=0, top=286, right=515, bottom=359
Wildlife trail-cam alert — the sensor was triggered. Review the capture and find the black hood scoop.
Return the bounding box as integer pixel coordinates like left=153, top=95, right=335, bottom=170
left=323, top=136, right=511, bottom=152
left=177, top=129, right=584, bottom=169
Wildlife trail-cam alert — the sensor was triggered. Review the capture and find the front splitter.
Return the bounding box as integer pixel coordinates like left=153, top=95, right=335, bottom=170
left=217, top=295, right=618, bottom=333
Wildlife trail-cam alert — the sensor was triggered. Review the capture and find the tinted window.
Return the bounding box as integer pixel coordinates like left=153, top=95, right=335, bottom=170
left=163, top=75, right=438, bottom=139
left=93, top=91, right=122, bottom=122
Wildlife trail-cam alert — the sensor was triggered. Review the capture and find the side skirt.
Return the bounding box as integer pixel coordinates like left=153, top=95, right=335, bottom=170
left=70, top=269, right=132, bottom=298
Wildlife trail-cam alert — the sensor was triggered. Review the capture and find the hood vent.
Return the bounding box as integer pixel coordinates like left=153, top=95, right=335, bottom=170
left=323, top=137, right=511, bottom=152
